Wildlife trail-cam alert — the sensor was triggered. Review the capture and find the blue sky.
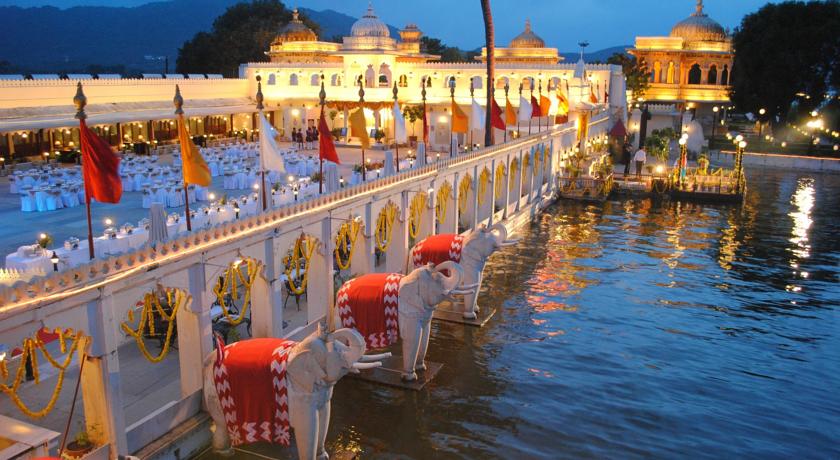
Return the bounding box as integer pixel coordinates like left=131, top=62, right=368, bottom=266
left=0, top=0, right=781, bottom=50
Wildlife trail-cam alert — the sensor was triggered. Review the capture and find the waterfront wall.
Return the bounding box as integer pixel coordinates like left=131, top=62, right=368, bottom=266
left=714, top=150, right=840, bottom=172
left=0, top=113, right=612, bottom=458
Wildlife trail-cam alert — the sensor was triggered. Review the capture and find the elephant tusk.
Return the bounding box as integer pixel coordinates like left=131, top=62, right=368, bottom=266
left=460, top=282, right=480, bottom=290
left=500, top=239, right=520, bottom=247
left=352, top=361, right=383, bottom=370
left=450, top=288, right=476, bottom=295
left=359, top=352, right=392, bottom=362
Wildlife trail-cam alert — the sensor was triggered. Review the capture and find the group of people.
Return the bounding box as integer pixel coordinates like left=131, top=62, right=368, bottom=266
left=622, top=142, right=648, bottom=178
left=291, top=126, right=319, bottom=150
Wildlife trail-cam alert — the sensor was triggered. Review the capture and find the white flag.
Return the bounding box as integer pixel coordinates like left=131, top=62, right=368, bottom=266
left=470, top=98, right=485, bottom=131
left=259, top=113, right=285, bottom=173
left=518, top=96, right=532, bottom=122
left=393, top=101, right=407, bottom=143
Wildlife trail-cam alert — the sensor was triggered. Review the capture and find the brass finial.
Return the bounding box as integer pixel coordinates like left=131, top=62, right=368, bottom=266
left=450, top=81, right=455, bottom=99
left=255, top=75, right=264, bottom=111
left=504, top=82, right=510, bottom=97
left=421, top=77, right=427, bottom=102
left=392, top=81, right=398, bottom=101
left=319, top=81, right=326, bottom=107
left=539, top=79, right=542, bottom=95
left=173, top=84, right=184, bottom=115
left=358, top=77, right=365, bottom=103
left=470, top=79, right=474, bottom=98
left=73, top=82, right=87, bottom=120
left=518, top=82, right=523, bottom=96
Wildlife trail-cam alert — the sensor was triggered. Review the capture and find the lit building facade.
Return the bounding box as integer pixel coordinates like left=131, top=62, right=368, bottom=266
left=629, top=0, right=733, bottom=141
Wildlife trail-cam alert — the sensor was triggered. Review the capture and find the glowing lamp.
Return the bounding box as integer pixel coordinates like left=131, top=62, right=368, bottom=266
left=738, top=141, right=747, bottom=149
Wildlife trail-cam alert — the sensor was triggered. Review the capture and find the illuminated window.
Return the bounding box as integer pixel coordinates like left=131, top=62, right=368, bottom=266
left=687, top=64, right=701, bottom=85
left=289, top=74, right=299, bottom=86
left=267, top=73, right=276, bottom=85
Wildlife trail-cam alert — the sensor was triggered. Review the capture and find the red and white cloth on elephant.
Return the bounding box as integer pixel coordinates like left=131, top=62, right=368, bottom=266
left=212, top=338, right=297, bottom=447
left=411, top=234, right=464, bottom=268
left=336, top=273, right=402, bottom=349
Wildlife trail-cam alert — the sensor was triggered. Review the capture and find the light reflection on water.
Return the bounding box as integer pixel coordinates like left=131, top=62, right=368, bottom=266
left=217, top=171, right=840, bottom=459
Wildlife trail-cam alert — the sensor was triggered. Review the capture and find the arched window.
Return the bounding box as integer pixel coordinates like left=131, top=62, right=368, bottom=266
left=398, top=74, right=408, bottom=87
left=289, top=74, right=298, bottom=86
left=707, top=65, right=717, bottom=85
left=330, top=73, right=341, bottom=87
left=378, top=63, right=391, bottom=87
left=653, top=62, right=662, bottom=83
left=523, top=77, right=535, bottom=90
left=687, top=64, right=702, bottom=85
left=720, top=65, right=729, bottom=85
left=551, top=76, right=561, bottom=89
left=379, top=74, right=389, bottom=86
left=471, top=76, right=483, bottom=89
left=495, top=76, right=509, bottom=89
left=421, top=75, right=432, bottom=88
left=443, top=75, right=456, bottom=88
left=666, top=62, right=675, bottom=84
left=310, top=74, right=320, bottom=86
left=364, top=65, right=375, bottom=88
left=267, top=73, right=276, bottom=85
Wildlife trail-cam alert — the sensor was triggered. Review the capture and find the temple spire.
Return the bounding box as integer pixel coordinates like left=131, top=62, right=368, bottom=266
left=693, top=0, right=705, bottom=16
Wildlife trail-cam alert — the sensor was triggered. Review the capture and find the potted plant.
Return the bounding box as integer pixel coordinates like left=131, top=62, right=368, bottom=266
left=64, top=424, right=99, bottom=458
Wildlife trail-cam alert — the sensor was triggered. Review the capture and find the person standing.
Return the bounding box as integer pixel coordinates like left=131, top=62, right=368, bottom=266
left=634, top=146, right=647, bottom=178
left=622, top=142, right=632, bottom=176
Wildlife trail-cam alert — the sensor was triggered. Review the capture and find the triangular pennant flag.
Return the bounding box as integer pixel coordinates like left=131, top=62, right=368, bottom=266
left=393, top=101, right=407, bottom=143
left=318, top=109, right=340, bottom=164
left=349, top=108, right=370, bottom=149
left=505, top=97, right=517, bottom=126
left=518, top=95, right=532, bottom=122
left=490, top=98, right=506, bottom=130
left=451, top=100, right=469, bottom=134
left=540, top=95, right=553, bottom=117
left=530, top=95, right=541, bottom=118
left=178, top=113, right=211, bottom=186
left=260, top=113, right=286, bottom=172
left=471, top=98, right=485, bottom=131
left=80, top=118, right=122, bottom=204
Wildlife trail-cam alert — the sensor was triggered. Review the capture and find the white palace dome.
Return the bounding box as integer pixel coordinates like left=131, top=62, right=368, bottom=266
left=351, top=4, right=391, bottom=38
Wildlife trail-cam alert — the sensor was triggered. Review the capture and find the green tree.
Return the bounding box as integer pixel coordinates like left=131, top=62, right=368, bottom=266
left=421, top=36, right=466, bottom=62
left=607, top=52, right=650, bottom=103
left=176, top=0, right=320, bottom=77
left=731, top=1, right=840, bottom=126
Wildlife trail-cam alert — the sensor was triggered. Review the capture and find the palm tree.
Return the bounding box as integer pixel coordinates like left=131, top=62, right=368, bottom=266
left=480, top=0, right=495, bottom=147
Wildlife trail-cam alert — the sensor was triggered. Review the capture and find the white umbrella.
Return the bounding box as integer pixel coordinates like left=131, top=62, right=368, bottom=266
left=148, top=202, right=168, bottom=247
left=323, top=162, right=340, bottom=193
left=383, top=150, right=396, bottom=176
left=416, top=141, right=427, bottom=167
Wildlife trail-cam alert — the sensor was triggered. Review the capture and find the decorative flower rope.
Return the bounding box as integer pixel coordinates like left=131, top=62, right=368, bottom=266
left=212, top=259, right=260, bottom=326
left=478, top=168, right=490, bottom=206
left=435, top=181, right=452, bottom=224
left=375, top=202, right=398, bottom=252
left=122, top=288, right=186, bottom=363
left=458, top=174, right=473, bottom=216
left=335, top=219, right=361, bottom=271
left=495, top=164, right=506, bottom=199
left=284, top=236, right=317, bottom=295
left=1, top=328, right=84, bottom=418
left=408, top=194, right=427, bottom=240
left=509, top=159, right=519, bottom=191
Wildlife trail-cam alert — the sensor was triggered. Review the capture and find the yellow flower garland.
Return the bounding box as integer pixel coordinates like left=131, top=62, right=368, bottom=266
left=533, top=150, right=541, bottom=177
left=375, top=202, right=398, bottom=252
left=335, top=219, right=361, bottom=270
left=212, top=258, right=260, bottom=326
left=122, top=288, right=186, bottom=363
left=509, top=159, right=519, bottom=191
left=1, top=328, right=84, bottom=418
left=284, top=236, right=317, bottom=295
left=495, top=164, right=506, bottom=199
left=478, top=168, right=490, bottom=206
left=435, top=182, right=452, bottom=224
left=408, top=194, right=427, bottom=240
left=458, top=175, right=472, bottom=216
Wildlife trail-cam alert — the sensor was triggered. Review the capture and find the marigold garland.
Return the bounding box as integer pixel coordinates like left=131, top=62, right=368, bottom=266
left=375, top=202, right=398, bottom=252
left=122, top=288, right=186, bottom=363
left=509, top=159, right=519, bottom=192
left=435, top=182, right=452, bottom=224
left=1, top=328, right=84, bottom=418
left=478, top=168, right=490, bottom=206
left=495, top=164, right=506, bottom=199
left=408, top=194, right=427, bottom=240
left=284, top=236, right=317, bottom=295
left=458, top=175, right=473, bottom=216
left=335, top=219, right=361, bottom=271
left=212, top=259, right=260, bottom=326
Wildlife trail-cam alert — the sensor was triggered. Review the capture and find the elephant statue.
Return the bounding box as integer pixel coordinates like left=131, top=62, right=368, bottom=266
left=409, top=223, right=519, bottom=319
left=334, top=262, right=477, bottom=381
left=203, top=325, right=388, bottom=460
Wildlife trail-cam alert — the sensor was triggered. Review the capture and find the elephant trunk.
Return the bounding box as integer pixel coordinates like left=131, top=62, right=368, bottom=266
left=352, top=361, right=383, bottom=370
left=435, top=261, right=464, bottom=293
left=490, top=223, right=519, bottom=247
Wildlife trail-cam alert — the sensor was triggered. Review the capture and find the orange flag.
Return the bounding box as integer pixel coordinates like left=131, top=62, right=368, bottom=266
left=540, top=95, right=552, bottom=118
left=505, top=97, right=517, bottom=126
left=178, top=113, right=211, bottom=186
left=589, top=86, right=599, bottom=104
left=80, top=118, right=122, bottom=204
left=451, top=100, right=468, bottom=134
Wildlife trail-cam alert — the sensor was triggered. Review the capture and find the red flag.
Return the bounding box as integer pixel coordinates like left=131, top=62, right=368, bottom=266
left=318, top=109, right=340, bottom=164
left=530, top=95, right=541, bottom=118
left=80, top=118, right=122, bottom=204
left=490, top=98, right=506, bottom=130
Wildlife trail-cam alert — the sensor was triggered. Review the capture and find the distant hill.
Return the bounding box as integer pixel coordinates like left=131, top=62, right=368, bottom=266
left=560, top=46, right=631, bottom=63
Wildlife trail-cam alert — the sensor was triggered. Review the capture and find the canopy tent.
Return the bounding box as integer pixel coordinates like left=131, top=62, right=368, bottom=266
left=609, top=119, right=627, bottom=138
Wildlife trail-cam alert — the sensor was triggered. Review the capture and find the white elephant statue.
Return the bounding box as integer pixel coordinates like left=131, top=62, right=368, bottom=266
left=409, top=223, right=518, bottom=319
left=334, top=262, right=476, bottom=381
left=203, top=325, right=388, bottom=460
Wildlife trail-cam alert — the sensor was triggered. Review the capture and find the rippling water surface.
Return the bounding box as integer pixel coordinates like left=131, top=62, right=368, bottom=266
left=252, top=170, right=840, bottom=459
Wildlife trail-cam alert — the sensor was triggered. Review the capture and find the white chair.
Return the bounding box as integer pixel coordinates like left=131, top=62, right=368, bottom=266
left=45, top=191, right=62, bottom=211
left=35, top=190, right=48, bottom=212
left=20, top=191, right=35, bottom=212
left=142, top=189, right=153, bottom=208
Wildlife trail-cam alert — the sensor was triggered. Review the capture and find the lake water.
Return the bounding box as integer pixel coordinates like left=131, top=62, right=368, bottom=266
left=219, top=170, right=840, bottom=459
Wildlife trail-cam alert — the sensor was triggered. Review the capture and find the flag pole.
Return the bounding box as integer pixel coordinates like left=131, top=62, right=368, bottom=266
left=538, top=80, right=543, bottom=133
left=74, top=83, right=96, bottom=260
left=421, top=76, right=428, bottom=158
left=319, top=76, right=326, bottom=195
left=528, top=85, right=533, bottom=135
left=503, top=82, right=509, bottom=143
left=174, top=86, right=193, bottom=232
left=449, top=79, right=455, bottom=158
left=518, top=83, right=523, bottom=138
left=392, top=82, right=399, bottom=172
left=357, top=78, right=366, bottom=182
left=469, top=80, right=474, bottom=150
left=255, top=76, right=268, bottom=210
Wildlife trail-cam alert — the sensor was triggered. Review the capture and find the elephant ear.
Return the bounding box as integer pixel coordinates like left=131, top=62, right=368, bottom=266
left=286, top=350, right=325, bottom=394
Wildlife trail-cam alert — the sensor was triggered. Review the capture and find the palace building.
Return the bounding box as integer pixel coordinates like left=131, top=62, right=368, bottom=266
left=0, top=4, right=626, bottom=159
left=628, top=0, right=733, bottom=142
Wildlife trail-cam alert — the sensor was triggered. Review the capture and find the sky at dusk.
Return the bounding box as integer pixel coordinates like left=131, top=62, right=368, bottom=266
left=0, top=0, right=783, bottom=50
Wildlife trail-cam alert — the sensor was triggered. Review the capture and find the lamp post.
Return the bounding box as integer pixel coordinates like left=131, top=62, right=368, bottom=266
left=758, top=108, right=766, bottom=141
left=358, top=77, right=367, bottom=182
left=678, top=135, right=688, bottom=190
left=503, top=82, right=510, bottom=143
left=711, top=106, right=719, bottom=149
left=449, top=77, right=456, bottom=158
left=736, top=140, right=746, bottom=194
left=234, top=202, right=240, bottom=219
left=50, top=251, right=59, bottom=272
left=393, top=81, right=400, bottom=172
